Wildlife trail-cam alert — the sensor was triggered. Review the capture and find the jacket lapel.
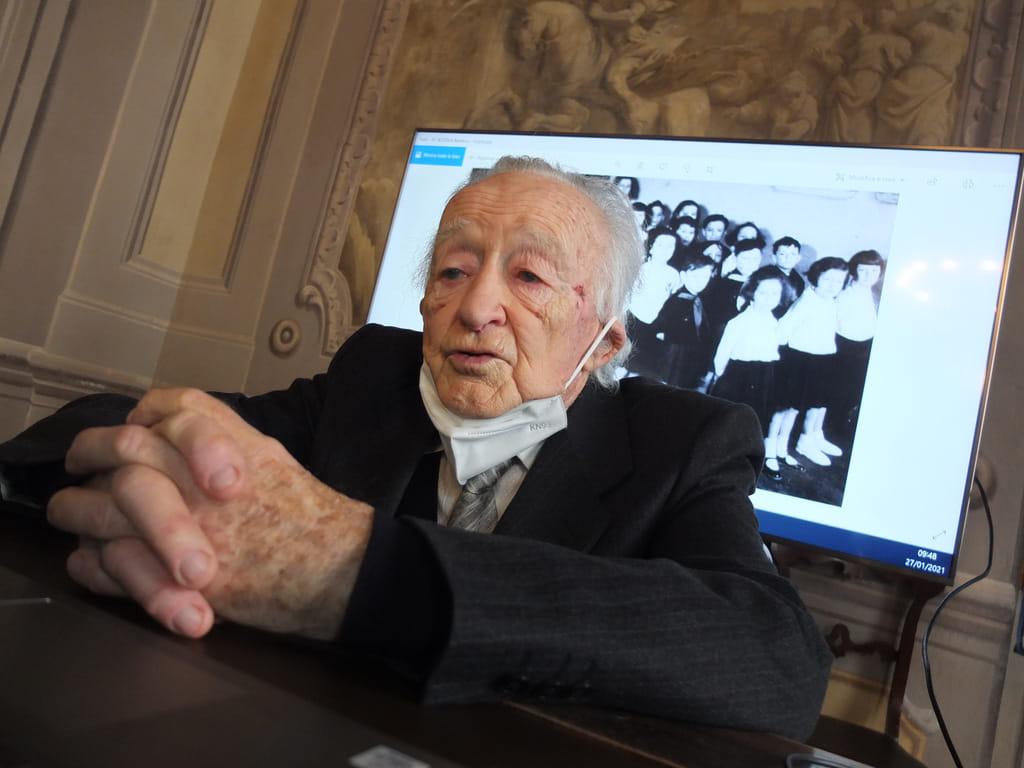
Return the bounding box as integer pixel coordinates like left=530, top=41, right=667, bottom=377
left=495, top=383, right=632, bottom=551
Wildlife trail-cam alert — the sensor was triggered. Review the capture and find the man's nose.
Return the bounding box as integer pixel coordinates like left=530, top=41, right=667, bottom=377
left=457, top=266, right=507, bottom=331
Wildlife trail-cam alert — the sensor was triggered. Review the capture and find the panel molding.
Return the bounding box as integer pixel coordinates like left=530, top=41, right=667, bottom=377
left=118, top=0, right=211, bottom=285
left=127, top=0, right=302, bottom=293
left=62, top=0, right=210, bottom=311
left=48, top=0, right=291, bottom=389
left=216, top=0, right=304, bottom=295
left=0, top=0, right=70, bottom=238
left=47, top=290, right=253, bottom=391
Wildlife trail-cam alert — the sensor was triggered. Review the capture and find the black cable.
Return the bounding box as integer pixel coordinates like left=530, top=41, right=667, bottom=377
left=921, top=476, right=994, bottom=768
left=1015, top=589, right=1024, bottom=655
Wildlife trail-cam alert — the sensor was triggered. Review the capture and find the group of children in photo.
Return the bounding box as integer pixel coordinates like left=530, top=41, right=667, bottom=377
left=616, top=176, right=885, bottom=483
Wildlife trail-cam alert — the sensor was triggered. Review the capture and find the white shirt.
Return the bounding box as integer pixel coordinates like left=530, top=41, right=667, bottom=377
left=713, top=308, right=780, bottom=375
left=778, top=288, right=837, bottom=354
left=631, top=261, right=682, bottom=324
left=836, top=284, right=877, bottom=341
left=436, top=442, right=544, bottom=526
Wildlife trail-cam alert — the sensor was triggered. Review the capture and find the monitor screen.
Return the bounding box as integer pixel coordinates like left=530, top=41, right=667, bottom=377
left=367, top=129, right=1022, bottom=584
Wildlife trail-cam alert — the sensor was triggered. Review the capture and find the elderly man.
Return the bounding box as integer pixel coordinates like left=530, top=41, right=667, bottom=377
left=0, top=157, right=830, bottom=739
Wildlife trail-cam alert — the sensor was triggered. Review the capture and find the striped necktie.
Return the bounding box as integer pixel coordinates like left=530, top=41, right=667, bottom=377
left=448, top=458, right=516, bottom=533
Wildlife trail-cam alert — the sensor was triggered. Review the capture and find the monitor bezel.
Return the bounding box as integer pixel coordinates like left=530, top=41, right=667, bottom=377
left=370, top=127, right=1024, bottom=584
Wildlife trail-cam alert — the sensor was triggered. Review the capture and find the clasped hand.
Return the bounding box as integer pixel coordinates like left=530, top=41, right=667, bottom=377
left=46, top=389, right=373, bottom=640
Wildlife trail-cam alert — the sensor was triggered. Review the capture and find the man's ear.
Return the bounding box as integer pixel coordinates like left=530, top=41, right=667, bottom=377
left=586, top=319, right=627, bottom=371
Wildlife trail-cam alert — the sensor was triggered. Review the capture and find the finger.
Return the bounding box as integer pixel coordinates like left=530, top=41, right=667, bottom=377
left=66, top=546, right=128, bottom=597
left=47, top=486, right=137, bottom=539
left=100, top=538, right=215, bottom=638
left=110, top=464, right=217, bottom=590
left=65, top=425, right=194, bottom=494
left=128, top=389, right=249, bottom=500
left=128, top=388, right=246, bottom=433
left=149, top=410, right=247, bottom=500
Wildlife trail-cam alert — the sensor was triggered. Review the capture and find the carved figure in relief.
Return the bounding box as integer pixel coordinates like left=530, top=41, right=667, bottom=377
left=875, top=0, right=971, bottom=145
left=723, top=71, right=819, bottom=140
left=467, top=2, right=608, bottom=132
left=467, top=0, right=710, bottom=136
left=792, top=15, right=853, bottom=131
left=705, top=50, right=774, bottom=108
left=823, top=8, right=913, bottom=143
left=588, top=0, right=695, bottom=133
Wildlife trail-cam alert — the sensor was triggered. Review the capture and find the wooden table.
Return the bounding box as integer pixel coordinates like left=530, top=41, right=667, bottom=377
left=0, top=503, right=857, bottom=768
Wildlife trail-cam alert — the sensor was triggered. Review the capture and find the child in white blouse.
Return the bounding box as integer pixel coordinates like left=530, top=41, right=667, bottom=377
left=711, top=269, right=792, bottom=467
left=769, top=257, right=848, bottom=471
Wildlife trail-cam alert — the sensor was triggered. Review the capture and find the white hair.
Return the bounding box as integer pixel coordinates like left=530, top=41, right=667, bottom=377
left=419, top=155, right=644, bottom=390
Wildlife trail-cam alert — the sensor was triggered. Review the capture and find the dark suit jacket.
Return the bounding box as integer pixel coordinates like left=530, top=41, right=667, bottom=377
left=0, top=324, right=831, bottom=740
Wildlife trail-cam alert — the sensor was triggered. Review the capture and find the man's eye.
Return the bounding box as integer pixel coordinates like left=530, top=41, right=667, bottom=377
left=439, top=267, right=464, bottom=280
left=518, top=270, right=542, bottom=284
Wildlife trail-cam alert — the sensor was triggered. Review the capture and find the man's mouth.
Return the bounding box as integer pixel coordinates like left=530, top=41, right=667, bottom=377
left=446, top=348, right=505, bottom=370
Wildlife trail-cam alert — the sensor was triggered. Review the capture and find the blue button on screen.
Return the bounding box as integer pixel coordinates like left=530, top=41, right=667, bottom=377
left=410, top=145, right=466, bottom=167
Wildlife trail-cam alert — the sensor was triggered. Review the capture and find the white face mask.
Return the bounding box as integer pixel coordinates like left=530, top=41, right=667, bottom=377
left=419, top=317, right=617, bottom=484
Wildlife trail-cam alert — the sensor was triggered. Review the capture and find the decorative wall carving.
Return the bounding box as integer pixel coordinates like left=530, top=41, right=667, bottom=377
left=269, top=318, right=301, bottom=357
left=958, top=0, right=1023, bottom=146
left=298, top=0, right=409, bottom=356
left=324, top=0, right=990, bottom=352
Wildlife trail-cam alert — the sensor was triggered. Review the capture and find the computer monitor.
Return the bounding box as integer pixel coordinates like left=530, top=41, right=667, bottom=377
left=367, top=129, right=1023, bottom=584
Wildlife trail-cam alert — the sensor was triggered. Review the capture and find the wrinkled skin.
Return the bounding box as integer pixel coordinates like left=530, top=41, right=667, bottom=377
left=48, top=170, right=625, bottom=640
left=421, top=172, right=625, bottom=418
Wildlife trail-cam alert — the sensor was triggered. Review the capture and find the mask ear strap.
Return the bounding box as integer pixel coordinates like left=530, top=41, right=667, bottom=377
left=564, top=316, right=617, bottom=391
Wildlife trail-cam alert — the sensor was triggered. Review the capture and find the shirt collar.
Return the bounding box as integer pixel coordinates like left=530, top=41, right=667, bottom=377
left=428, top=439, right=545, bottom=473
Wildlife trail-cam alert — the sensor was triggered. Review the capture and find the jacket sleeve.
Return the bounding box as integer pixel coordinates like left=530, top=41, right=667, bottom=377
left=0, top=394, right=139, bottom=507
left=0, top=344, right=354, bottom=508
left=342, top=399, right=832, bottom=741
left=0, top=325, right=404, bottom=507
left=0, top=379, right=332, bottom=509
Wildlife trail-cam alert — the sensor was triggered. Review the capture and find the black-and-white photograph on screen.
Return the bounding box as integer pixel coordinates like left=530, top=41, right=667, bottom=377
left=617, top=176, right=897, bottom=508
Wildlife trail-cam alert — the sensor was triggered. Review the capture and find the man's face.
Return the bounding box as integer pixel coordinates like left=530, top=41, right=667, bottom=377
left=736, top=248, right=762, bottom=276
left=703, top=220, right=725, bottom=242
left=421, top=172, right=617, bottom=418
left=649, top=207, right=665, bottom=227
left=775, top=244, right=801, bottom=272
left=677, top=223, right=696, bottom=245
left=682, top=265, right=712, bottom=295
left=680, top=204, right=698, bottom=220
left=617, top=178, right=634, bottom=196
